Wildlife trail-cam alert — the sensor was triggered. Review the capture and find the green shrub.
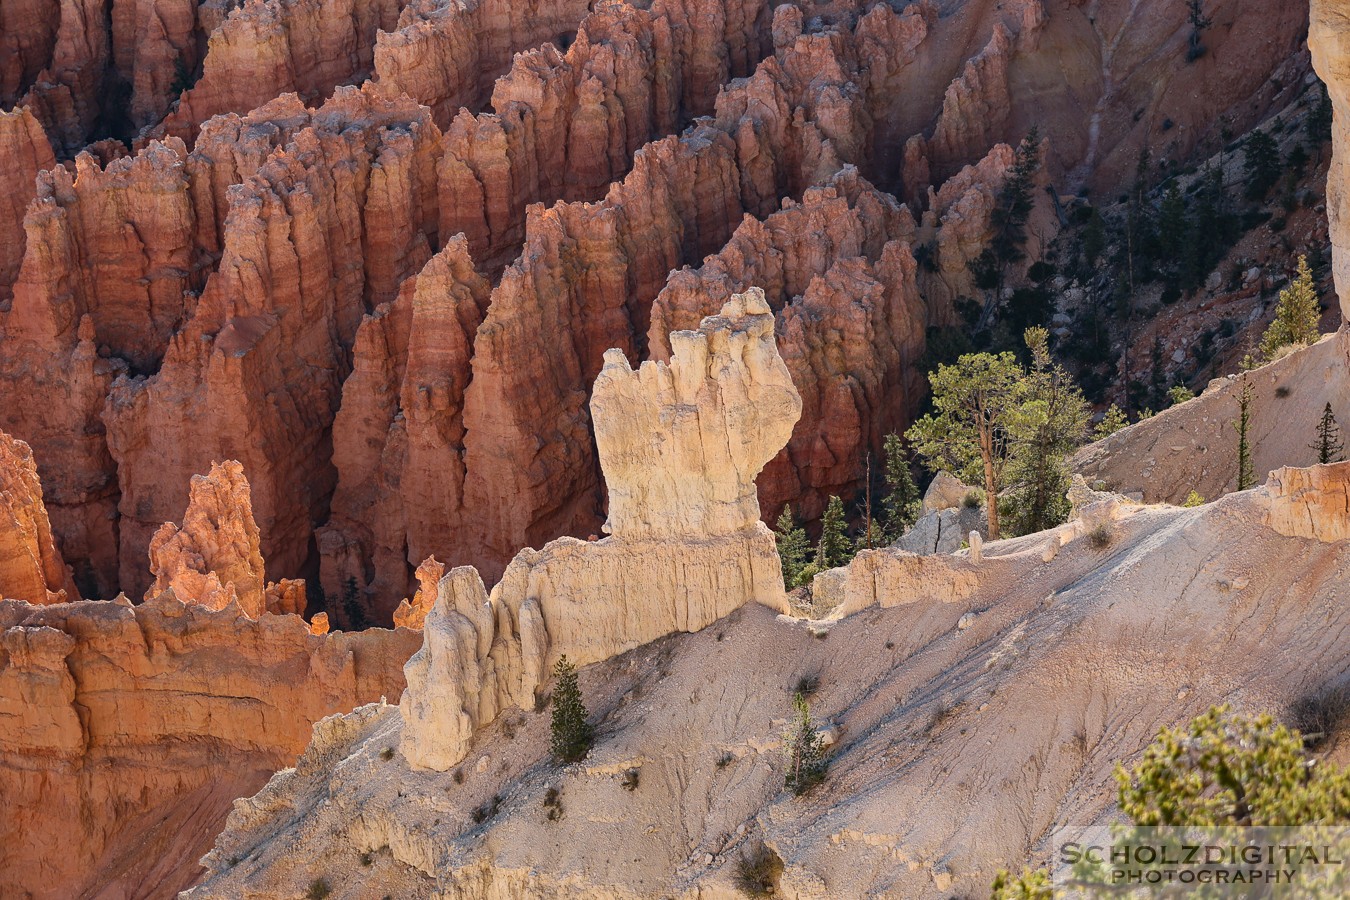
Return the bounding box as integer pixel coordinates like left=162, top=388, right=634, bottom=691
left=550, top=656, right=593, bottom=763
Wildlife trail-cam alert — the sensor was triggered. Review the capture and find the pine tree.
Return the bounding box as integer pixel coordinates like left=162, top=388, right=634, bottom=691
left=880, top=433, right=920, bottom=541
left=1082, top=207, right=1106, bottom=266
left=1234, top=380, right=1255, bottom=491
left=814, top=495, right=851, bottom=569
left=782, top=693, right=827, bottom=795
left=907, top=351, right=1024, bottom=539
left=1242, top=129, right=1280, bottom=200
left=773, top=505, right=809, bottom=588
left=341, top=577, right=368, bottom=631
left=549, top=655, right=593, bottom=763
left=1310, top=402, right=1344, bottom=464
left=1003, top=327, right=1090, bottom=536
left=1093, top=405, right=1129, bottom=439
left=1260, top=255, right=1322, bottom=359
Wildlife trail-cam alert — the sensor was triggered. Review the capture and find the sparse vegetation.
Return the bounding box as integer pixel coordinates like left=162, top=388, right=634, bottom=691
left=1234, top=379, right=1256, bottom=491
left=783, top=693, right=828, bottom=795
left=716, top=752, right=735, bottom=770
left=1260, top=255, right=1322, bottom=359
left=794, top=673, right=820, bottom=697
left=1117, top=705, right=1350, bottom=825
left=621, top=768, right=640, bottom=791
left=1290, top=683, right=1350, bottom=748
left=341, top=576, right=368, bottom=631
left=543, top=786, right=564, bottom=821
left=306, top=879, right=332, bottom=900
left=380, top=746, right=394, bottom=761
left=735, top=845, right=783, bottom=897
left=773, top=504, right=810, bottom=588
left=1088, top=523, right=1113, bottom=549
left=470, top=794, right=502, bottom=824
left=1093, top=405, right=1128, bottom=439
left=990, top=866, right=1052, bottom=900
left=1310, top=402, right=1345, bottom=464
left=1181, top=490, right=1205, bottom=508
left=550, top=656, right=593, bottom=763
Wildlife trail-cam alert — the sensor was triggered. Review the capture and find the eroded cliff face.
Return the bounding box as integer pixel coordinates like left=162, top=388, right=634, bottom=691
left=1311, top=0, right=1350, bottom=318
left=0, top=430, right=75, bottom=604
left=0, top=446, right=421, bottom=899
left=0, top=0, right=1318, bottom=618
left=0, top=595, right=420, bottom=900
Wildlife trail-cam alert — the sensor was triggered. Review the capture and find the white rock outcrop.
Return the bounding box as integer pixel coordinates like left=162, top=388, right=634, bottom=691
left=1311, top=0, right=1350, bottom=318
left=400, top=290, right=801, bottom=770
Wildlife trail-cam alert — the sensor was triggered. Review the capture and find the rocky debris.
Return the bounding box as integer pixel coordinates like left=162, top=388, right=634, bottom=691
left=0, top=430, right=76, bottom=604
left=895, top=505, right=987, bottom=556
left=1312, top=0, right=1350, bottom=318
left=1260, top=461, right=1350, bottom=542
left=0, top=596, right=420, bottom=899
left=186, top=448, right=1350, bottom=900
left=920, top=470, right=976, bottom=515
left=1074, top=331, right=1350, bottom=503
left=147, top=460, right=267, bottom=616
left=399, top=290, right=799, bottom=771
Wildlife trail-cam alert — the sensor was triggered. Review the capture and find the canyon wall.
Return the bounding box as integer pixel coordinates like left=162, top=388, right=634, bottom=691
left=0, top=0, right=1316, bottom=623
left=0, top=430, right=75, bottom=604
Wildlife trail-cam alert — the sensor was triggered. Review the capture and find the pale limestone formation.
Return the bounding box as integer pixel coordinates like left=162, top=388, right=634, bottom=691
left=593, top=289, right=800, bottom=539
left=1311, top=0, right=1350, bottom=318
left=399, top=291, right=800, bottom=771
left=0, top=430, right=76, bottom=604
left=1259, top=462, right=1350, bottom=542
left=146, top=460, right=267, bottom=617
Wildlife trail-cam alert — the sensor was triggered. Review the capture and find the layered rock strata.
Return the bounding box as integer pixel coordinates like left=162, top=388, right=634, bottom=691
left=0, top=430, right=76, bottom=604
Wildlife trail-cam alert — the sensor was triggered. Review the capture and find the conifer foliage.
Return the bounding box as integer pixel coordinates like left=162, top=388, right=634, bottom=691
left=782, top=693, right=827, bottom=795
left=1311, top=402, right=1344, bottom=465
left=881, top=433, right=921, bottom=541
left=814, top=496, right=851, bottom=569
left=1260, top=255, right=1322, bottom=359
left=773, top=505, right=810, bottom=588
left=549, top=656, right=593, bottom=763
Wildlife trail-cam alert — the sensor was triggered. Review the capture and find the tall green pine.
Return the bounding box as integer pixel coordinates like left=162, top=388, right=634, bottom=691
left=1234, top=380, right=1255, bottom=491
left=1310, top=403, right=1344, bottom=464
left=881, top=433, right=920, bottom=541
left=773, top=505, right=809, bottom=588
left=815, top=495, right=851, bottom=569
left=1260, top=255, right=1322, bottom=358
left=550, top=656, right=593, bottom=763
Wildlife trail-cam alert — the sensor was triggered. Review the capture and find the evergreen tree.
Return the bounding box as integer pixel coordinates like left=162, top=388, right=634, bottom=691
left=1155, top=184, right=1188, bottom=288
left=782, top=693, right=827, bottom=795
left=1082, top=207, right=1106, bottom=266
left=1003, top=328, right=1090, bottom=536
left=341, top=577, right=368, bottom=631
left=1260, top=255, right=1322, bottom=358
left=880, top=433, right=920, bottom=541
left=1234, top=380, right=1255, bottom=491
left=908, top=351, right=1024, bottom=539
left=1307, top=81, right=1334, bottom=154
left=970, top=129, right=1042, bottom=321
left=1242, top=129, right=1280, bottom=200
left=549, top=656, right=593, bottom=763
left=1093, top=404, right=1129, bottom=439
left=1310, top=402, right=1345, bottom=464
left=773, top=505, right=810, bottom=588
left=814, top=495, right=851, bottom=569
left=1185, top=0, right=1212, bottom=62
left=1117, top=705, right=1350, bottom=826
left=990, top=869, right=1052, bottom=900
